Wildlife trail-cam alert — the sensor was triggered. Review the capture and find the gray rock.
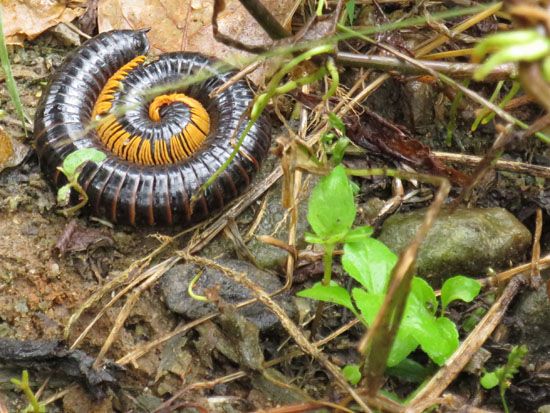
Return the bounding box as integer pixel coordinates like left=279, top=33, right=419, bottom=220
left=161, top=259, right=297, bottom=332
left=245, top=175, right=316, bottom=269
left=513, top=287, right=550, bottom=356
left=378, top=207, right=531, bottom=283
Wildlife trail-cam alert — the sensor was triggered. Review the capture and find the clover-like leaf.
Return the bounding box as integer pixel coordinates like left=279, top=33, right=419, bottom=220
left=61, top=148, right=107, bottom=179
left=441, top=275, right=481, bottom=312
left=342, top=364, right=361, bottom=385
left=480, top=372, right=499, bottom=389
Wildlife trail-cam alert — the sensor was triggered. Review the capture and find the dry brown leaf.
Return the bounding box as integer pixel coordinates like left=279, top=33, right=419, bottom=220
left=1, top=0, right=86, bottom=45
left=97, top=0, right=297, bottom=84
left=0, top=126, right=29, bottom=172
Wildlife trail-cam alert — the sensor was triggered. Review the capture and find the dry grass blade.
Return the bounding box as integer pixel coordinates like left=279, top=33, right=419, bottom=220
left=93, top=256, right=179, bottom=367
left=413, top=2, right=503, bottom=57
left=66, top=234, right=181, bottom=342
left=529, top=208, right=543, bottom=288
left=406, top=276, right=525, bottom=412
left=433, top=151, right=550, bottom=179
left=478, top=253, right=550, bottom=287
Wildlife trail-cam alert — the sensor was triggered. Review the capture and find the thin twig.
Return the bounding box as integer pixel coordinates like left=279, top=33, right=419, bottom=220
left=238, top=0, right=291, bottom=39
left=336, top=53, right=516, bottom=81
left=432, top=151, right=550, bottom=179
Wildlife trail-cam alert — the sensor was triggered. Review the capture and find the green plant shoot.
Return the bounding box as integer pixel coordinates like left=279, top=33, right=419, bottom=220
left=472, top=29, right=550, bottom=81
left=56, top=148, right=107, bottom=216
left=299, top=166, right=483, bottom=369
left=481, top=345, right=528, bottom=413
left=10, top=370, right=46, bottom=413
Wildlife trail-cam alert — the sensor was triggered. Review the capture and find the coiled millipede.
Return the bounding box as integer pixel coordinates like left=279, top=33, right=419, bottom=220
left=34, top=30, right=271, bottom=226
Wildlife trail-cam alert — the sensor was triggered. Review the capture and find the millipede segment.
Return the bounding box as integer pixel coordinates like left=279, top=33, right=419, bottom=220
left=92, top=58, right=211, bottom=166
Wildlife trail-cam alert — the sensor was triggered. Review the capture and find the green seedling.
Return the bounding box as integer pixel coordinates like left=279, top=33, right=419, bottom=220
left=298, top=166, right=482, bottom=375
left=481, top=344, right=528, bottom=413
left=321, top=113, right=350, bottom=165
left=10, top=370, right=46, bottom=413
left=56, top=148, right=107, bottom=216
left=472, top=29, right=550, bottom=81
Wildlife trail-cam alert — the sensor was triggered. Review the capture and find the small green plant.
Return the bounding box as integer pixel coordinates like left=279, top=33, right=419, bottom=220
left=10, top=370, right=46, bottom=413
left=298, top=166, right=482, bottom=372
left=480, top=344, right=528, bottom=413
left=56, top=148, right=107, bottom=215
left=472, top=29, right=550, bottom=81
left=321, top=113, right=350, bottom=165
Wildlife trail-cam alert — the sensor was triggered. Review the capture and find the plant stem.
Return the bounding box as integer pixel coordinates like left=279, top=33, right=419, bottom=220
left=500, top=386, right=509, bottom=413
left=238, top=0, right=290, bottom=39
left=311, top=243, right=335, bottom=336
left=322, top=243, right=335, bottom=285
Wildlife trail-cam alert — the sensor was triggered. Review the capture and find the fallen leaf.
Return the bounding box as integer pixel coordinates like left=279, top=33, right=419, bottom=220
left=55, top=219, right=114, bottom=255
left=2, top=0, right=86, bottom=45
left=0, top=126, right=29, bottom=172
left=346, top=110, right=470, bottom=186
left=97, top=0, right=297, bottom=84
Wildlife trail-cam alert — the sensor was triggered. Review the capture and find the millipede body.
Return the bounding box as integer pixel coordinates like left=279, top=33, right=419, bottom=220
left=34, top=30, right=271, bottom=226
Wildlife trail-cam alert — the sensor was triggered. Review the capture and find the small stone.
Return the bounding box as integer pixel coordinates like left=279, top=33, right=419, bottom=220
left=464, top=347, right=492, bottom=374
left=512, top=287, right=550, bottom=355
left=378, top=207, right=531, bottom=283
left=160, top=259, right=297, bottom=332
left=51, top=23, right=81, bottom=47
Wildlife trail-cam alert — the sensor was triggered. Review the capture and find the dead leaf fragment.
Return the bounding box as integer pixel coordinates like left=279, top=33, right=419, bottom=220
left=0, top=127, right=29, bottom=172
left=55, top=219, right=114, bottom=255
left=1, top=0, right=86, bottom=45
left=97, top=0, right=297, bottom=83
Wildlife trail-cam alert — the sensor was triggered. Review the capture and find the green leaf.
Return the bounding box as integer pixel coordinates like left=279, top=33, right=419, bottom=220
left=328, top=112, right=345, bottom=133
left=62, top=148, right=107, bottom=179
left=411, top=314, right=459, bottom=366
left=342, top=364, right=361, bottom=385
left=304, top=232, right=324, bottom=244
left=331, top=137, right=349, bottom=165
left=386, top=358, right=434, bottom=383
left=345, top=0, right=356, bottom=25
left=352, top=288, right=383, bottom=325
left=441, top=275, right=481, bottom=312
left=387, top=325, right=419, bottom=367
left=56, top=184, right=72, bottom=206
left=353, top=288, right=419, bottom=367
left=297, top=281, right=356, bottom=315
left=410, top=277, right=437, bottom=315
left=480, top=372, right=499, bottom=389
left=343, top=226, right=373, bottom=243
left=342, top=238, right=397, bottom=293
left=307, top=165, right=355, bottom=239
